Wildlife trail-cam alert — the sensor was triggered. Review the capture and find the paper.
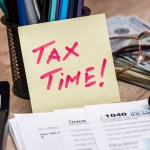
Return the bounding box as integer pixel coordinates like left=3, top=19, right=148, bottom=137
left=9, top=100, right=150, bottom=150
left=9, top=119, right=25, bottom=150
left=85, top=100, right=150, bottom=150
left=55, top=108, right=98, bottom=150
left=18, top=14, right=120, bottom=112
left=13, top=113, right=63, bottom=150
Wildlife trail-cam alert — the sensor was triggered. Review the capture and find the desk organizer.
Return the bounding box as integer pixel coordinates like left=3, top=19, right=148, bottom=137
left=1, top=6, right=91, bottom=100
left=0, top=81, right=10, bottom=150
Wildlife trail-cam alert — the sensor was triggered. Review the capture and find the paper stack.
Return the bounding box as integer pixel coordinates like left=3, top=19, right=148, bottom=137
left=9, top=99, right=150, bottom=150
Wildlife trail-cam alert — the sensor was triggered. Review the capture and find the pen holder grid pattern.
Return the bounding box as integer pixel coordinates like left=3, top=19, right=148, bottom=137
left=1, top=6, right=91, bottom=100
left=1, top=17, right=30, bottom=99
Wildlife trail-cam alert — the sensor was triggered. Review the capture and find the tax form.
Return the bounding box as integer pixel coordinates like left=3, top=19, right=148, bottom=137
left=85, top=100, right=150, bottom=150
left=13, top=112, right=64, bottom=150
left=55, top=108, right=98, bottom=150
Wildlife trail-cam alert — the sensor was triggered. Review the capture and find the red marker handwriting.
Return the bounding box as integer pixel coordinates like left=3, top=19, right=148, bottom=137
left=32, top=40, right=56, bottom=64
left=32, top=40, right=107, bottom=91
left=85, top=67, right=96, bottom=87
left=63, top=42, right=79, bottom=61
left=99, top=58, right=107, bottom=87
left=40, top=58, right=107, bottom=91
left=32, top=41, right=79, bottom=64
left=40, top=68, right=62, bottom=90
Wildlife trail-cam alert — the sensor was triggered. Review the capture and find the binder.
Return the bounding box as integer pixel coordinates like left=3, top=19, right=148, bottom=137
left=0, top=81, right=10, bottom=150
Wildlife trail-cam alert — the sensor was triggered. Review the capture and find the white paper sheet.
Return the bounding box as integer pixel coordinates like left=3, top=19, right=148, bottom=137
left=9, top=118, right=25, bottom=150
left=55, top=108, right=98, bottom=150
left=14, top=113, right=64, bottom=150
left=85, top=100, right=150, bottom=150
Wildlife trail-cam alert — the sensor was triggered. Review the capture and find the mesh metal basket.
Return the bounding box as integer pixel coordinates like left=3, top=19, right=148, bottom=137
left=1, top=16, right=30, bottom=100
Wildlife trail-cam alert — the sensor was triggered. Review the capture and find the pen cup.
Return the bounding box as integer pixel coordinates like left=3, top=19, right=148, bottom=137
left=1, top=6, right=91, bottom=100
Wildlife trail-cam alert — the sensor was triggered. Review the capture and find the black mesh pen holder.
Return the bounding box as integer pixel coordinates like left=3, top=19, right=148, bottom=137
left=1, top=16, right=30, bottom=100
left=1, top=6, right=91, bottom=100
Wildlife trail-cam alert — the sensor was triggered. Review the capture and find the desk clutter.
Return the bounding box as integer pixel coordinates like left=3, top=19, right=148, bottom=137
left=107, top=15, right=150, bottom=89
left=0, top=81, right=10, bottom=150
left=9, top=99, right=150, bottom=150
left=0, top=0, right=86, bottom=25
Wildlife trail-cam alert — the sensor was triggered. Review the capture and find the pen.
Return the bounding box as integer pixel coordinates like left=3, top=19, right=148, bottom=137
left=0, top=0, right=9, bottom=18
left=5, top=0, right=19, bottom=24
left=40, top=0, right=50, bottom=23
left=148, top=97, right=150, bottom=106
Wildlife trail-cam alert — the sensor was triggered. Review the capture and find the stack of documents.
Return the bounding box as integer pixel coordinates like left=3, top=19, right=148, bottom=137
left=107, top=15, right=150, bottom=89
left=9, top=99, right=150, bottom=150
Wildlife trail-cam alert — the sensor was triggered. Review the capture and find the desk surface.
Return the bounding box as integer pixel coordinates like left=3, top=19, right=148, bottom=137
left=0, top=0, right=149, bottom=149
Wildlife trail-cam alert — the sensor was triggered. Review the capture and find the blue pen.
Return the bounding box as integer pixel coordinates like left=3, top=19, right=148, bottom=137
left=48, top=0, right=58, bottom=22
left=58, top=0, right=69, bottom=20
left=17, top=0, right=28, bottom=26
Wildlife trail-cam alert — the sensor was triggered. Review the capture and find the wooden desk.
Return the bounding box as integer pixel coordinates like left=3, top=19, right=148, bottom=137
left=0, top=0, right=149, bottom=149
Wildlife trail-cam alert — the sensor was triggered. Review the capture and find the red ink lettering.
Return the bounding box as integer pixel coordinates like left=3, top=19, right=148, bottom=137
left=85, top=67, right=96, bottom=87
left=63, top=42, right=79, bottom=61
left=58, top=79, right=64, bottom=90
left=101, top=58, right=107, bottom=77
left=46, top=48, right=61, bottom=64
left=65, top=71, right=81, bottom=88
left=32, top=40, right=56, bottom=64
left=40, top=68, right=62, bottom=90
left=58, top=73, right=64, bottom=90
left=99, top=58, right=107, bottom=87
left=99, top=82, right=104, bottom=87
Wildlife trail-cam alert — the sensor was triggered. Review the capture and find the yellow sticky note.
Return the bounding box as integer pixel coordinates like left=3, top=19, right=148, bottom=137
left=18, top=14, right=120, bottom=112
